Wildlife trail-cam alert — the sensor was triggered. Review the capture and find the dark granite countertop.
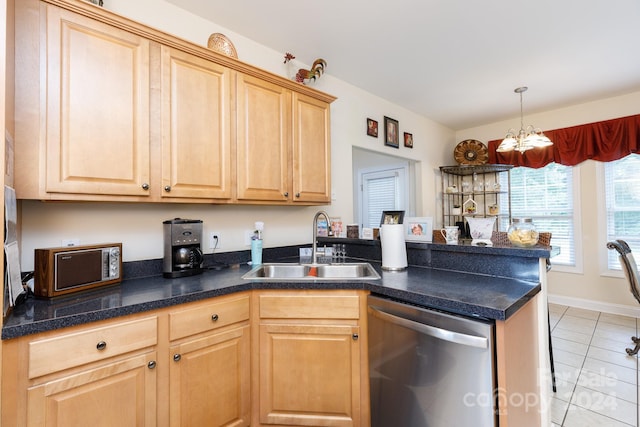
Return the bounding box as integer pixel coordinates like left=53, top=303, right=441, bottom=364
left=2, top=259, right=541, bottom=340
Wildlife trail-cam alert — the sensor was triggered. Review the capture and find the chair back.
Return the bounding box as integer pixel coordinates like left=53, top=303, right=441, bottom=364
left=606, top=240, right=640, bottom=304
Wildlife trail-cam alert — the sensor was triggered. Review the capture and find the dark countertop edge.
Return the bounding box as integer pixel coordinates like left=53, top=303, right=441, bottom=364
left=1, top=272, right=540, bottom=339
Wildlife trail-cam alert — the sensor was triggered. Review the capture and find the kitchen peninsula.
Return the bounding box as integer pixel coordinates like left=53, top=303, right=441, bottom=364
left=2, top=242, right=553, bottom=426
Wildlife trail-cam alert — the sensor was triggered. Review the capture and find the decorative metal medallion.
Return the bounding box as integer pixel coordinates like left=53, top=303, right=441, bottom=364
left=454, top=139, right=489, bottom=165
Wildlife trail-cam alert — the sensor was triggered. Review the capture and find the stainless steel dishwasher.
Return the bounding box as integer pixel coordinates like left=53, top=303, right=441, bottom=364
left=368, top=294, right=497, bottom=427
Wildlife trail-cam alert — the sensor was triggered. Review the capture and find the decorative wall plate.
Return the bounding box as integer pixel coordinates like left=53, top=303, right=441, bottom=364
left=454, top=139, right=488, bottom=165
left=207, top=33, right=238, bottom=58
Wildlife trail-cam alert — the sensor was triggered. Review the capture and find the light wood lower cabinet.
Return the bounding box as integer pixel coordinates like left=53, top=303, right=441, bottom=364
left=4, top=316, right=160, bottom=427
left=168, top=294, right=251, bottom=426
left=26, top=352, right=157, bottom=427
left=253, top=290, right=367, bottom=427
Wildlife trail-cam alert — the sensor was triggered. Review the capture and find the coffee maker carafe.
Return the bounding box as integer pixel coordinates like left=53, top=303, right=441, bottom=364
left=163, top=218, right=204, bottom=278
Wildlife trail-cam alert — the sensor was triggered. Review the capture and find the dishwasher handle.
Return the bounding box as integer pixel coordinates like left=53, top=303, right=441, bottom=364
left=368, top=305, right=488, bottom=349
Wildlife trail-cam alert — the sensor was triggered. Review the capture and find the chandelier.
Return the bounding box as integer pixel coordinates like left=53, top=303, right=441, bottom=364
left=496, top=87, right=553, bottom=153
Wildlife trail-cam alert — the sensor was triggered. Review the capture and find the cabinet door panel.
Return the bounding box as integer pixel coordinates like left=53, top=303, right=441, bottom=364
left=292, top=93, right=331, bottom=203
left=45, top=6, right=150, bottom=196
left=170, top=326, right=250, bottom=427
left=259, top=323, right=360, bottom=427
left=161, top=46, right=232, bottom=199
left=27, top=352, right=156, bottom=427
left=236, top=74, right=291, bottom=201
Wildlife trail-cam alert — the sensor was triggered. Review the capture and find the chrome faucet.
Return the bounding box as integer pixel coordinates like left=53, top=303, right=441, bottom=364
left=312, top=210, right=332, bottom=265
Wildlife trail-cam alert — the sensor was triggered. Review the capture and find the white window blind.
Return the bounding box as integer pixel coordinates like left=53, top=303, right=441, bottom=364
left=507, top=163, right=575, bottom=266
left=361, top=168, right=406, bottom=228
left=604, top=153, right=640, bottom=270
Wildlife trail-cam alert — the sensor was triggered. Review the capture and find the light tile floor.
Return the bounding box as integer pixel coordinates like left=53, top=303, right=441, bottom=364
left=549, top=303, right=639, bottom=426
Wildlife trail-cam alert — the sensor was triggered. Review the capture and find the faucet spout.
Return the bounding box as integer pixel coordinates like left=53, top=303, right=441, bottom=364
left=312, top=210, right=332, bottom=265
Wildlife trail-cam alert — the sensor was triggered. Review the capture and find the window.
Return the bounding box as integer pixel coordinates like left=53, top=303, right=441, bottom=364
left=358, top=166, right=408, bottom=229
left=603, top=154, right=640, bottom=270
left=506, top=163, right=577, bottom=267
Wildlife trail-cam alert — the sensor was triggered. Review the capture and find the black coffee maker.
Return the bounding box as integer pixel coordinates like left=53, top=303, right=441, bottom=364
left=163, top=218, right=204, bottom=278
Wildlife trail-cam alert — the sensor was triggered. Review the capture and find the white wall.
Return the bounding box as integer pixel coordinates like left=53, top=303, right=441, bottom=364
left=19, top=0, right=453, bottom=270
left=456, top=91, right=640, bottom=314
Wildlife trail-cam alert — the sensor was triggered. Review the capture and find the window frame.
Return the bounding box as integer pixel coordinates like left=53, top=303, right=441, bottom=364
left=508, top=163, right=582, bottom=274
left=597, top=154, right=640, bottom=277
left=357, top=164, right=409, bottom=229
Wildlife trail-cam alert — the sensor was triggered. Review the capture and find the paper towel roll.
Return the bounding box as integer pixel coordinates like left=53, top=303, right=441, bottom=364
left=380, top=224, right=407, bottom=271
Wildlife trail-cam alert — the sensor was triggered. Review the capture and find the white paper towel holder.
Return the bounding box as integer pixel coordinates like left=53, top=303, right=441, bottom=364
left=380, top=224, right=408, bottom=271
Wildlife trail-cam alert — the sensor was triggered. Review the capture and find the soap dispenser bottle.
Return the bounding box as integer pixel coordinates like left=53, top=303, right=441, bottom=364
left=251, top=221, right=264, bottom=265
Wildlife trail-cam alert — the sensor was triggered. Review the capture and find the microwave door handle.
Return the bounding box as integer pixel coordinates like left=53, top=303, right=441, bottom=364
left=368, top=305, right=488, bottom=349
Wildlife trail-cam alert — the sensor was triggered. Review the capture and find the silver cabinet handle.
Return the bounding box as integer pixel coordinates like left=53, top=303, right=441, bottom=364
left=96, top=341, right=107, bottom=351
left=211, top=314, right=219, bottom=322
left=173, top=354, right=181, bottom=362
left=368, top=305, right=488, bottom=349
left=147, top=360, right=156, bottom=369
left=141, top=183, right=150, bottom=190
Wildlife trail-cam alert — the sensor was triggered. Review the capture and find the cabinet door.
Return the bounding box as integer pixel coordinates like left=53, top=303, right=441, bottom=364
left=259, top=323, right=361, bottom=427
left=26, top=352, right=157, bottom=427
left=169, top=325, right=250, bottom=427
left=160, top=46, right=232, bottom=200
left=236, top=73, right=291, bottom=202
left=292, top=93, right=331, bottom=203
left=44, top=6, right=151, bottom=197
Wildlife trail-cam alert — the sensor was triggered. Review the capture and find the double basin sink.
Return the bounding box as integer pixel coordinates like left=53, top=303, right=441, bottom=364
left=242, top=262, right=380, bottom=281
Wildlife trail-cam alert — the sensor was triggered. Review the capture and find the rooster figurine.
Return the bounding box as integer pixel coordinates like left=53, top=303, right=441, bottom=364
left=284, top=53, right=327, bottom=85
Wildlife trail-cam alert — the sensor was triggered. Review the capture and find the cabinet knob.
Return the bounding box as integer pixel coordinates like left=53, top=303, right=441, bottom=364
left=164, top=185, right=171, bottom=192
left=141, top=183, right=150, bottom=191
left=283, top=192, right=289, bottom=197
left=211, top=314, right=219, bottom=322
left=352, top=333, right=359, bottom=341
left=96, top=341, right=107, bottom=351
left=295, top=193, right=300, bottom=198
left=147, top=360, right=157, bottom=369
left=173, top=354, right=182, bottom=362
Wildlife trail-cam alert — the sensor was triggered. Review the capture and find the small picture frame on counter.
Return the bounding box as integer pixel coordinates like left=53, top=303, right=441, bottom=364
left=380, top=210, right=405, bottom=225
left=405, top=217, right=433, bottom=242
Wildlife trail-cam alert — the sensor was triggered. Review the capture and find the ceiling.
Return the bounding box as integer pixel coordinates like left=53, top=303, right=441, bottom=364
left=166, top=0, right=640, bottom=131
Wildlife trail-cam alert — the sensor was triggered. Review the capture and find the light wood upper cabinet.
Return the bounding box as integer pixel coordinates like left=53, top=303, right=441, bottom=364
left=236, top=73, right=291, bottom=202
left=236, top=75, right=332, bottom=204
left=43, top=5, right=151, bottom=197
left=292, top=92, right=332, bottom=203
left=13, top=0, right=335, bottom=204
left=160, top=46, right=232, bottom=200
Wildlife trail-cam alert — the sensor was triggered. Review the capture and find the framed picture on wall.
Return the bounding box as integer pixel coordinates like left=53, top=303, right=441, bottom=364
left=404, top=132, right=413, bottom=148
left=384, top=116, right=399, bottom=148
left=367, top=118, right=378, bottom=137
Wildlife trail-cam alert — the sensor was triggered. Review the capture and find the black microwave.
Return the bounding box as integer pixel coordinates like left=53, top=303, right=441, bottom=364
left=34, top=243, right=122, bottom=298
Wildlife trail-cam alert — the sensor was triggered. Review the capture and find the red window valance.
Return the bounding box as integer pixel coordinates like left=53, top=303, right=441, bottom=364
left=487, top=114, right=640, bottom=168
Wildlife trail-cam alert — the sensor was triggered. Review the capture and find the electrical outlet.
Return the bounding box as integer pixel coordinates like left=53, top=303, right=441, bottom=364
left=62, top=238, right=80, bottom=247
left=209, top=231, right=221, bottom=249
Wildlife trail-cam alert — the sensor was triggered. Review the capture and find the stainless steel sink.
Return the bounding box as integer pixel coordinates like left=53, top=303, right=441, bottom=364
left=242, top=262, right=380, bottom=281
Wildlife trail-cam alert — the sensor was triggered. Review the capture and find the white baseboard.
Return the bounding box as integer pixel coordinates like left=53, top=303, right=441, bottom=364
left=548, top=293, right=640, bottom=318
